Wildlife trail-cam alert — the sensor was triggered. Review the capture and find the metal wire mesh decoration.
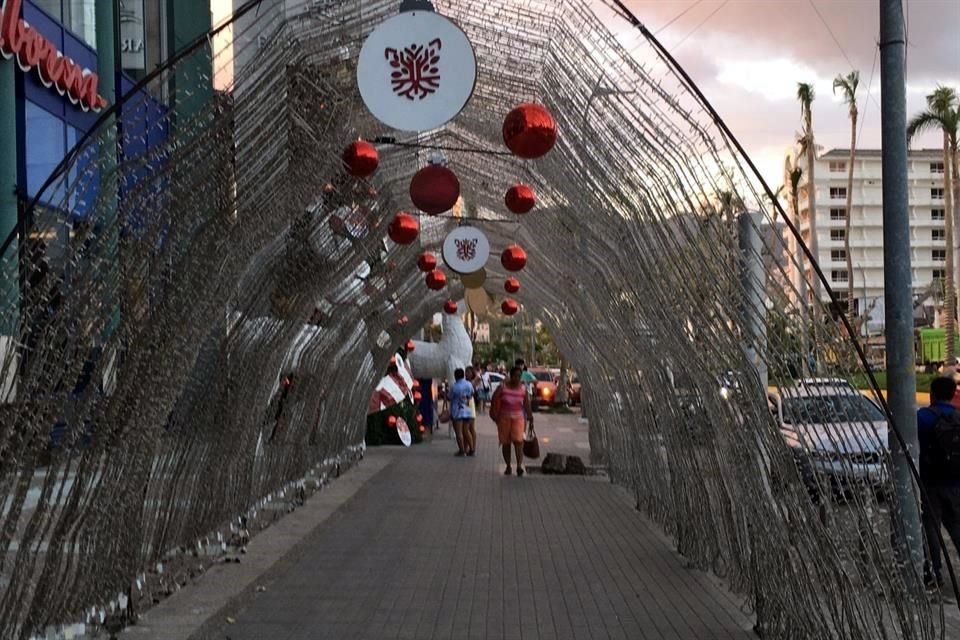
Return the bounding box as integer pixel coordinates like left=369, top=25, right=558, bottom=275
left=0, top=0, right=950, bottom=637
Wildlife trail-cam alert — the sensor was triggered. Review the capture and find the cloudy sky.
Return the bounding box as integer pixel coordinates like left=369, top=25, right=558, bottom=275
left=618, top=0, right=960, bottom=185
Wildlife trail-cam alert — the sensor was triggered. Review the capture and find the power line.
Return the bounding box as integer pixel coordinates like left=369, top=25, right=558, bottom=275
left=857, top=44, right=878, bottom=148
left=807, top=0, right=881, bottom=112
left=673, top=0, right=729, bottom=50
left=654, top=0, right=706, bottom=36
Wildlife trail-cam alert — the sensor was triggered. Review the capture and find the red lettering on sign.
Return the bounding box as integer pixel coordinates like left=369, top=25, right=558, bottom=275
left=0, top=0, right=108, bottom=112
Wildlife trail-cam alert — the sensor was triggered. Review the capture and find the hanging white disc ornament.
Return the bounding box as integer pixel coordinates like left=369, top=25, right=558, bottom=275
left=357, top=11, right=477, bottom=131
left=442, top=226, right=490, bottom=274
left=397, top=417, right=412, bottom=447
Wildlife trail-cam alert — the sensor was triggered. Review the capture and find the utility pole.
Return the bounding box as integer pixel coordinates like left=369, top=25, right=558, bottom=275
left=879, top=0, right=921, bottom=579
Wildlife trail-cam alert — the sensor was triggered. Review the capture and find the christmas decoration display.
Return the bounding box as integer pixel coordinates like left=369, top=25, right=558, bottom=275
left=500, top=244, right=527, bottom=272
left=442, top=226, right=490, bottom=274
left=406, top=340, right=416, bottom=352
left=501, top=298, right=519, bottom=315
left=387, top=212, right=419, bottom=245
left=410, top=165, right=461, bottom=214
left=417, top=252, right=438, bottom=272
left=342, top=140, right=379, bottom=177
left=365, top=351, right=422, bottom=447
left=425, top=269, right=447, bottom=290
left=443, top=300, right=459, bottom=314
left=460, top=269, right=486, bottom=288
left=504, top=277, right=521, bottom=293
left=505, top=183, right=536, bottom=214
left=502, top=103, right=557, bottom=159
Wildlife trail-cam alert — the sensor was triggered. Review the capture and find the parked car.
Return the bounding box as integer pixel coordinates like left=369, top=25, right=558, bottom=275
left=482, top=371, right=505, bottom=396
left=529, top=368, right=558, bottom=410
left=768, top=382, right=889, bottom=498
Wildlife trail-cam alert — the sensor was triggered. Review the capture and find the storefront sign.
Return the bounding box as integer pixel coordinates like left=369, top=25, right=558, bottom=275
left=357, top=10, right=476, bottom=131
left=0, top=0, right=108, bottom=112
left=119, top=0, right=145, bottom=71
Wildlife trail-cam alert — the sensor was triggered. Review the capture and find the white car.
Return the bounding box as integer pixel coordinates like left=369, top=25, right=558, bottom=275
left=482, top=372, right=505, bottom=395
left=768, top=383, right=889, bottom=496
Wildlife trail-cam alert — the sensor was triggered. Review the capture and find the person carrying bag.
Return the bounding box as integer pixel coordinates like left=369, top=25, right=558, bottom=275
left=523, top=422, right=540, bottom=460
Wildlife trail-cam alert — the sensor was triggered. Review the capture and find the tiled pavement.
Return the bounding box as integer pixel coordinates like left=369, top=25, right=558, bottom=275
left=190, top=411, right=754, bottom=640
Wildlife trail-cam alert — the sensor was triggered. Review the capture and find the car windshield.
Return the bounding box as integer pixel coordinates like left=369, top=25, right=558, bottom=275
left=782, top=394, right=884, bottom=425
left=533, top=371, right=553, bottom=381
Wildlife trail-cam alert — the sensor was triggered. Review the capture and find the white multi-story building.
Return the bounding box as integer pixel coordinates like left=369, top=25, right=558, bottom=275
left=785, top=147, right=949, bottom=331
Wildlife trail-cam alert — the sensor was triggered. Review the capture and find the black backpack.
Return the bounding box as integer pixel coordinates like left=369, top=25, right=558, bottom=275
left=930, top=408, right=960, bottom=482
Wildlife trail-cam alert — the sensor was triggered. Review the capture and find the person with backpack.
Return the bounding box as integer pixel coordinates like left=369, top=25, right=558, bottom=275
left=917, top=376, right=960, bottom=590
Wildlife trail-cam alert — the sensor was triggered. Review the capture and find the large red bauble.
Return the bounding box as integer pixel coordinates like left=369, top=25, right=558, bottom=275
left=504, top=277, right=521, bottom=294
left=410, top=165, right=461, bottom=215
left=425, top=269, right=447, bottom=290
left=388, top=212, right=419, bottom=245
left=406, top=340, right=416, bottom=352
left=443, top=300, right=459, bottom=314
left=501, top=299, right=519, bottom=315
left=505, top=184, right=536, bottom=214
left=502, top=104, right=557, bottom=159
left=342, top=140, right=379, bottom=177
left=417, top=252, right=438, bottom=273
left=500, top=245, right=527, bottom=272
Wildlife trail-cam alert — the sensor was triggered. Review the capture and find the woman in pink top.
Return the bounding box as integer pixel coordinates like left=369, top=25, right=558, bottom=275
left=491, top=366, right=533, bottom=476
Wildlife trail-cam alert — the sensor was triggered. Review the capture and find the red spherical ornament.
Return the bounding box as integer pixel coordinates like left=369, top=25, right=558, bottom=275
left=412, top=380, right=420, bottom=389
left=419, top=425, right=426, bottom=433
left=405, top=340, right=416, bottom=352
left=342, top=140, right=379, bottom=177
left=502, top=104, right=557, bottom=159
left=500, top=245, right=527, bottom=272
left=443, top=300, right=459, bottom=314
left=417, top=252, right=438, bottom=273
left=425, top=269, right=447, bottom=291
left=388, top=212, right=419, bottom=245
left=504, top=277, right=521, bottom=294
left=501, top=299, right=519, bottom=316
left=416, top=413, right=423, bottom=423
left=410, top=165, right=461, bottom=215
left=505, top=184, right=536, bottom=214
left=413, top=392, right=422, bottom=403
left=397, top=315, right=409, bottom=327
left=389, top=356, right=397, bottom=365
left=387, top=415, right=398, bottom=428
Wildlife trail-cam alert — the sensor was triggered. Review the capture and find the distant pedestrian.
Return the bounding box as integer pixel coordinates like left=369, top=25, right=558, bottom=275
left=491, top=366, right=533, bottom=476
left=448, top=368, right=475, bottom=457
left=464, top=366, right=479, bottom=456
left=476, top=363, right=492, bottom=413
left=918, top=376, right=960, bottom=590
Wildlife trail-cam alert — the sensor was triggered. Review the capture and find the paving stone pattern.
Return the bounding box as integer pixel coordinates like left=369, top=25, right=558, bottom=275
left=201, top=415, right=754, bottom=640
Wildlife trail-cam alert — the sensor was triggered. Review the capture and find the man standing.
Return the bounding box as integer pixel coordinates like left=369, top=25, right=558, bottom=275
left=448, top=368, right=475, bottom=457
left=918, top=376, right=960, bottom=590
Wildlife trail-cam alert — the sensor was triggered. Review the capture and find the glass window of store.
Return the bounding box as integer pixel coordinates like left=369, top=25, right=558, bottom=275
left=32, top=0, right=97, bottom=50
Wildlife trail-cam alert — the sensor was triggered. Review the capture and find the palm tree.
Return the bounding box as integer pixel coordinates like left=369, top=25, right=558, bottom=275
left=788, top=163, right=810, bottom=377
left=797, top=82, right=819, bottom=303
left=833, top=71, right=859, bottom=314
left=908, top=86, right=959, bottom=360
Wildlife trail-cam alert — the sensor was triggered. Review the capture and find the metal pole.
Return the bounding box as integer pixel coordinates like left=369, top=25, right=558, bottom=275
left=879, top=0, right=921, bottom=578
left=0, top=54, right=19, bottom=402
left=738, top=211, right=768, bottom=390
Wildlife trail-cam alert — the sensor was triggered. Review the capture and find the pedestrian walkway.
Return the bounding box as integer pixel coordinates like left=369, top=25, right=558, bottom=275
left=138, top=412, right=755, bottom=640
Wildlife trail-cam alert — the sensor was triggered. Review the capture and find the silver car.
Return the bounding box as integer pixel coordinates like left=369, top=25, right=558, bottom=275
left=768, top=383, right=889, bottom=495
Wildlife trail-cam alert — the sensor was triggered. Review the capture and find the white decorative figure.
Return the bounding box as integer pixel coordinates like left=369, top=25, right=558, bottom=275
left=407, top=308, right=473, bottom=385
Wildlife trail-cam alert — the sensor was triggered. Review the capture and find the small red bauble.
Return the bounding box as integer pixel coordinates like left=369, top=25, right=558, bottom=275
left=502, top=104, right=557, bottom=159
left=388, top=212, right=419, bottom=245
left=417, top=252, right=438, bottom=273
left=504, top=277, right=521, bottom=294
left=500, top=245, right=527, bottom=272
left=397, top=315, right=409, bottom=326
left=419, top=425, right=426, bottom=433
left=413, top=392, right=422, bottom=402
left=387, top=415, right=398, bottom=428
left=501, top=299, right=519, bottom=315
left=416, top=413, right=423, bottom=423
left=410, top=165, right=461, bottom=215
left=406, top=340, right=416, bottom=352
left=505, top=184, right=536, bottom=214
left=342, top=140, right=379, bottom=177
left=389, top=356, right=397, bottom=365
left=444, top=300, right=458, bottom=314
left=412, top=380, right=420, bottom=389
left=425, top=269, right=447, bottom=291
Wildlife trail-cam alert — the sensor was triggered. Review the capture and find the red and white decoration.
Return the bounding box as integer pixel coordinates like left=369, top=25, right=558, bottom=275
left=410, top=164, right=460, bottom=214
left=388, top=212, right=419, bottom=245
left=500, top=244, right=527, bottom=272
left=342, top=140, right=379, bottom=177
left=503, top=103, right=557, bottom=159
left=357, top=11, right=477, bottom=131
left=505, top=184, right=536, bottom=214
left=442, top=226, right=490, bottom=274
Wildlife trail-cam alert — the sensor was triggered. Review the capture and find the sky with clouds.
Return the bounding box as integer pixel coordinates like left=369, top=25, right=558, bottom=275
left=617, top=0, right=960, bottom=186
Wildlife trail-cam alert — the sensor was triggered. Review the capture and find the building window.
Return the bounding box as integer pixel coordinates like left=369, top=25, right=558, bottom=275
left=829, top=161, right=846, bottom=173
left=932, top=188, right=945, bottom=200
left=934, top=269, right=947, bottom=281
left=933, top=228, right=946, bottom=242
left=829, top=187, right=847, bottom=200
left=933, top=249, right=947, bottom=262
left=830, top=229, right=846, bottom=242
left=829, top=208, right=846, bottom=221
left=830, top=249, right=847, bottom=262
left=32, top=1, right=97, bottom=50
left=931, top=162, right=945, bottom=174
left=933, top=208, right=946, bottom=221
left=831, top=270, right=849, bottom=283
